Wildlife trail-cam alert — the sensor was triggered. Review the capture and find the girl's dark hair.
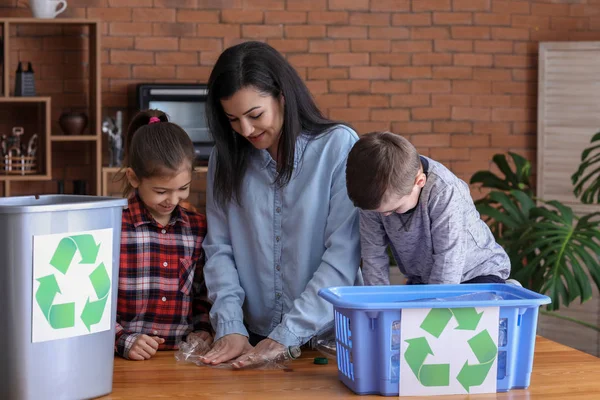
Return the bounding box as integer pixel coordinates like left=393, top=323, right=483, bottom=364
left=207, top=40, right=343, bottom=206
left=121, top=109, right=195, bottom=197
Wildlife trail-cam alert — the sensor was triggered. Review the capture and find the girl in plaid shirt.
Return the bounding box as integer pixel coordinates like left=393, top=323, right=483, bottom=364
left=115, top=110, right=212, bottom=360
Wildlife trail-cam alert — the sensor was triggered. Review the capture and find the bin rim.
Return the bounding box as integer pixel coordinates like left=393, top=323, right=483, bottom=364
left=318, top=283, right=552, bottom=310
left=0, top=194, right=128, bottom=214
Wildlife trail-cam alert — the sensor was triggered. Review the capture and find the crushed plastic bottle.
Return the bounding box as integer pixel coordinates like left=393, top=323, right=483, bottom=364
left=390, top=352, right=400, bottom=383
left=497, top=350, right=507, bottom=379
left=391, top=320, right=401, bottom=351
left=310, top=322, right=337, bottom=359
left=499, top=318, right=508, bottom=347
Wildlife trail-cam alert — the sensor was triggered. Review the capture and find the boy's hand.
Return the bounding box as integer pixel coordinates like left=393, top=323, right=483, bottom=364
left=128, top=334, right=165, bottom=361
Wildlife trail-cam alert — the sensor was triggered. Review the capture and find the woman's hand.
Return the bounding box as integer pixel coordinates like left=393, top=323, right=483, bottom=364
left=187, top=330, right=214, bottom=346
left=231, top=338, right=286, bottom=369
left=200, top=333, right=252, bottom=365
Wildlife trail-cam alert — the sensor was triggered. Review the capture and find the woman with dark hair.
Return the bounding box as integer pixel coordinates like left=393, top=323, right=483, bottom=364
left=201, top=41, right=361, bottom=367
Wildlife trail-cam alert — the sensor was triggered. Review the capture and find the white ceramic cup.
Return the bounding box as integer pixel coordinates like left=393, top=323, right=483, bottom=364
left=29, top=0, right=68, bottom=19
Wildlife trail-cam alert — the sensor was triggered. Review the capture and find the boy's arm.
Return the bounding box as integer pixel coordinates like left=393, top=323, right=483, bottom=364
left=428, top=186, right=468, bottom=284
left=359, top=210, right=391, bottom=285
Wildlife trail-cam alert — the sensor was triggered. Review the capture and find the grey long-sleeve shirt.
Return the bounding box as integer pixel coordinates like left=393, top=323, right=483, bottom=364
left=360, top=156, right=510, bottom=285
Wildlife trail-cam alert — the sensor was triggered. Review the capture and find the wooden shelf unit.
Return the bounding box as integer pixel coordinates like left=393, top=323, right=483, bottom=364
left=0, top=18, right=101, bottom=197
left=0, top=97, right=51, bottom=182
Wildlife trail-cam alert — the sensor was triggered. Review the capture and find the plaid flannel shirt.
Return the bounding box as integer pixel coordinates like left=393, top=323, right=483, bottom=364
left=115, top=194, right=211, bottom=359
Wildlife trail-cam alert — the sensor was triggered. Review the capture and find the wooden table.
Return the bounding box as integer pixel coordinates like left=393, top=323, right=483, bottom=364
left=101, top=337, right=600, bottom=399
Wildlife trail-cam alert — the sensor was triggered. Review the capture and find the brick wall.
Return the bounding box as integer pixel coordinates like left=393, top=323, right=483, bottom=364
left=2, top=0, right=600, bottom=197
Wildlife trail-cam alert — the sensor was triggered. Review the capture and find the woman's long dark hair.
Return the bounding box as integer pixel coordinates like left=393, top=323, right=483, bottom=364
left=207, top=41, right=343, bottom=206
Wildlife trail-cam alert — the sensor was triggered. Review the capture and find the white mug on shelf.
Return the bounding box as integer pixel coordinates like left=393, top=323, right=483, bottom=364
left=28, top=0, right=68, bottom=19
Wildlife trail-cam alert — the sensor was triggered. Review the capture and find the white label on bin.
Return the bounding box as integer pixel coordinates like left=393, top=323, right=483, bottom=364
left=399, top=306, right=499, bottom=397
left=31, top=228, right=114, bottom=343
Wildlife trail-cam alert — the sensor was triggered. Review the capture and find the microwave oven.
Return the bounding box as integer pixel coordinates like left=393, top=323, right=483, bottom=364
left=136, top=83, right=213, bottom=163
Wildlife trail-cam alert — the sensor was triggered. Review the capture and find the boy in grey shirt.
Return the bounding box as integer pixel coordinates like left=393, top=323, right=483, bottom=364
left=345, top=131, right=510, bottom=285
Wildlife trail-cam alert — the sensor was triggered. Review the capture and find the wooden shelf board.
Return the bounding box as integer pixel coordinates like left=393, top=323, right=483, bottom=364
left=51, top=135, right=99, bottom=142
left=102, top=166, right=209, bottom=173
left=0, top=96, right=51, bottom=103
left=0, top=18, right=100, bottom=25
left=102, top=167, right=122, bottom=173
left=0, top=173, right=52, bottom=181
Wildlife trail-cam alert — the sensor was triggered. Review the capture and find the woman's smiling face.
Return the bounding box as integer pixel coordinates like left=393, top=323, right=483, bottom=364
left=220, top=86, right=285, bottom=160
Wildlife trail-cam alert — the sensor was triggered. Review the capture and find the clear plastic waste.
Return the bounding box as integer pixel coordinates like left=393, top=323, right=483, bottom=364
left=391, top=352, right=400, bottom=383
left=391, top=320, right=401, bottom=351
left=396, top=292, right=504, bottom=303
left=174, top=332, right=297, bottom=370
left=497, top=351, right=507, bottom=379
left=499, top=318, right=508, bottom=347
left=310, top=322, right=337, bottom=359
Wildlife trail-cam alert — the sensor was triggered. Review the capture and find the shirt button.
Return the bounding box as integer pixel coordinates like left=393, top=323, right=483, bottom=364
left=276, top=207, right=281, bottom=213
left=153, top=330, right=158, bottom=335
left=276, top=236, right=280, bottom=242
left=276, top=293, right=281, bottom=298
left=161, top=297, right=167, bottom=302
left=161, top=229, right=166, bottom=234
left=163, top=262, right=168, bottom=267
left=276, top=265, right=281, bottom=271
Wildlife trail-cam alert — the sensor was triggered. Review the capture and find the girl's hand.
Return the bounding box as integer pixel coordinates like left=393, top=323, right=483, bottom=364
left=231, top=338, right=286, bottom=369
left=128, top=334, right=165, bottom=361
left=200, top=333, right=252, bottom=365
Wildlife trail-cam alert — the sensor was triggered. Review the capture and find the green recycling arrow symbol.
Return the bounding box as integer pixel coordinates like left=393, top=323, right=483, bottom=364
left=457, top=330, right=498, bottom=392
left=50, top=234, right=101, bottom=274
left=35, top=274, right=75, bottom=329
left=404, top=307, right=497, bottom=391
left=81, top=262, right=111, bottom=331
left=420, top=307, right=483, bottom=338
left=404, top=337, right=449, bottom=387
left=35, top=235, right=109, bottom=331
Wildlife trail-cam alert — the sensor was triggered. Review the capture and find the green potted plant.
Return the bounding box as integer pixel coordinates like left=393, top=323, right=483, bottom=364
left=470, top=142, right=600, bottom=333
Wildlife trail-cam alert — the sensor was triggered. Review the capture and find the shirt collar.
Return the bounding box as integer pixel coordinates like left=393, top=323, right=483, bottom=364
left=255, top=134, right=309, bottom=170
left=420, top=155, right=429, bottom=176
left=127, top=193, right=190, bottom=228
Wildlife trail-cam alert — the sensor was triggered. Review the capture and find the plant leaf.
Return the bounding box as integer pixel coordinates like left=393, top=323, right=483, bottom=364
left=572, top=130, right=600, bottom=203
left=568, top=249, right=593, bottom=303
left=470, top=171, right=511, bottom=190
left=509, top=152, right=531, bottom=187
left=492, top=154, right=515, bottom=182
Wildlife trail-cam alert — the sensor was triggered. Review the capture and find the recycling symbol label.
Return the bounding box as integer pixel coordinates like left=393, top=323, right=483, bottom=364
left=32, top=229, right=114, bottom=343
left=399, top=306, right=499, bottom=396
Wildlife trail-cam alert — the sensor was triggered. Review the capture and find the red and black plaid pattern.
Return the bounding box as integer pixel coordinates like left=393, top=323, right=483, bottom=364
left=115, top=194, right=211, bottom=358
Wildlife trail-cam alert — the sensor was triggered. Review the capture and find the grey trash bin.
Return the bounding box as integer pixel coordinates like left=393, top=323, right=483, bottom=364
left=0, top=195, right=128, bottom=400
